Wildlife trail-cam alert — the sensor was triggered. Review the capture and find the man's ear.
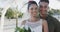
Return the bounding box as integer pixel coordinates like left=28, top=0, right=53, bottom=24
left=48, top=7, right=49, bottom=9
left=47, top=7, right=49, bottom=11
left=47, top=7, right=49, bottom=13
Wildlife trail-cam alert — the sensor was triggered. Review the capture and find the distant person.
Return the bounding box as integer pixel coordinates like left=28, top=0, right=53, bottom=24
left=21, top=1, right=48, bottom=32
left=39, top=0, right=60, bottom=32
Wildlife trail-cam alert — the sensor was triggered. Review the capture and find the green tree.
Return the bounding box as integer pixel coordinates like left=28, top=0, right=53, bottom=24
left=5, top=8, right=23, bottom=19
left=5, top=8, right=14, bottom=19
left=0, top=8, right=3, bottom=17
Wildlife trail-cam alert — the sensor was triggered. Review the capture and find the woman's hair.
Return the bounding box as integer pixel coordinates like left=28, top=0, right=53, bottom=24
left=28, top=1, right=38, bottom=10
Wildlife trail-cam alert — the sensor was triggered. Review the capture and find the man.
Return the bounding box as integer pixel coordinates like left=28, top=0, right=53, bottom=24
left=39, top=0, right=60, bottom=32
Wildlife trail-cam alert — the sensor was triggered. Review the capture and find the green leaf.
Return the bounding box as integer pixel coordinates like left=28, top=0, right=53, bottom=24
left=28, top=27, right=31, bottom=32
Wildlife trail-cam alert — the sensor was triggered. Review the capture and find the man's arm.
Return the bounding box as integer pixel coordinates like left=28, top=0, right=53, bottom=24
left=53, top=18, right=60, bottom=32
left=48, top=15, right=60, bottom=32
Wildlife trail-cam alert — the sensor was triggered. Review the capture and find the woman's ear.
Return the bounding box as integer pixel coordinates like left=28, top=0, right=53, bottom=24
left=47, top=7, right=49, bottom=12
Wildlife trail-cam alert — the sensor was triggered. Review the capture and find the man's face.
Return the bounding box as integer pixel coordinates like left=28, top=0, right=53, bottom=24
left=39, top=2, right=49, bottom=18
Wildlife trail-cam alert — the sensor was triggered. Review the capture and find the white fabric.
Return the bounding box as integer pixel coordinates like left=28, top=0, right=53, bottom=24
left=24, top=19, right=42, bottom=32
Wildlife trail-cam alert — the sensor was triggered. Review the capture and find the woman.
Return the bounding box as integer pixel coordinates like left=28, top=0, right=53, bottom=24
left=21, top=1, right=48, bottom=32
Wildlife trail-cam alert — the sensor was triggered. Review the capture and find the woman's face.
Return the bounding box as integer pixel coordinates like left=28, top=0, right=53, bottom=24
left=28, top=4, right=38, bottom=17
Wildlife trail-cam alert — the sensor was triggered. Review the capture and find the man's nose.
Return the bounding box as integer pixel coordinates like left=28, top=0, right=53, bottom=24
left=42, top=8, right=46, bottom=11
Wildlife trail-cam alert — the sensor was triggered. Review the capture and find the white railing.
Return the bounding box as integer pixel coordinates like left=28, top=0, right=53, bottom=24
left=0, top=0, right=17, bottom=32
left=1, top=5, right=11, bottom=32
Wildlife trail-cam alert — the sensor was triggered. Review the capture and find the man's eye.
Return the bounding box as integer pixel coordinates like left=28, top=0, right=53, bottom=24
left=44, top=6, right=47, bottom=8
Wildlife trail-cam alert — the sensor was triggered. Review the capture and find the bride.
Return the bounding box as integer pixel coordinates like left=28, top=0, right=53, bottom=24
left=21, top=1, right=49, bottom=32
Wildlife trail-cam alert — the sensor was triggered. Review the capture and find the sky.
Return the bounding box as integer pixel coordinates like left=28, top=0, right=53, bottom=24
left=34, top=0, right=60, bottom=9
left=0, top=0, right=60, bottom=12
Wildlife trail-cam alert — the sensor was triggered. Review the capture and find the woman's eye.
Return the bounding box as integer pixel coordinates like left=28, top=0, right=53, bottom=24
left=40, top=5, right=42, bottom=8
left=31, top=8, right=33, bottom=10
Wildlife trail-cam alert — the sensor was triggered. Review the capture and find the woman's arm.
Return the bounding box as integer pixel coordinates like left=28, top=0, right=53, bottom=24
left=21, top=20, right=26, bottom=26
left=43, top=20, right=49, bottom=32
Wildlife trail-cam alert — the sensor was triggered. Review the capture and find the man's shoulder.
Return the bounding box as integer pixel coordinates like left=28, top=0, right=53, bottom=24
left=47, top=15, right=59, bottom=22
left=47, top=15, right=57, bottom=20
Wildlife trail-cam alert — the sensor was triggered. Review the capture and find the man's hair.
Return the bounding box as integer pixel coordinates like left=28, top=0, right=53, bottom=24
left=39, top=0, right=49, bottom=4
left=28, top=1, right=37, bottom=10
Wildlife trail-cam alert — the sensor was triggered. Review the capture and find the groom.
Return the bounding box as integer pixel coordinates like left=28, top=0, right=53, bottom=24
left=39, top=0, right=60, bottom=32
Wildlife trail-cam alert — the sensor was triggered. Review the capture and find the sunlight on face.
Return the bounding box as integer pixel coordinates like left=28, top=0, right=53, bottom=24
left=39, top=2, right=49, bottom=17
left=28, top=4, right=38, bottom=17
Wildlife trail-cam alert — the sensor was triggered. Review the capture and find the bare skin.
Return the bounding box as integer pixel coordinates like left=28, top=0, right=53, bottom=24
left=39, top=2, right=49, bottom=19
left=42, top=20, right=49, bottom=32
left=21, top=4, right=39, bottom=25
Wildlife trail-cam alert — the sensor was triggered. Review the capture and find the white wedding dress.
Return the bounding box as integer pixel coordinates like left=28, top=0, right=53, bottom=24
left=24, top=19, right=42, bottom=32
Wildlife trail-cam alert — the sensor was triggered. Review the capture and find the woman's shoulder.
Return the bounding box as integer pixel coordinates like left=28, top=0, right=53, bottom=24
left=41, top=19, right=47, bottom=22
left=42, top=19, right=49, bottom=32
left=42, top=19, right=47, bottom=25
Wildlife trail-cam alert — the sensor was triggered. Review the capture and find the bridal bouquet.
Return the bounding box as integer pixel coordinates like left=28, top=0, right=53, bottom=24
left=15, top=26, right=31, bottom=32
